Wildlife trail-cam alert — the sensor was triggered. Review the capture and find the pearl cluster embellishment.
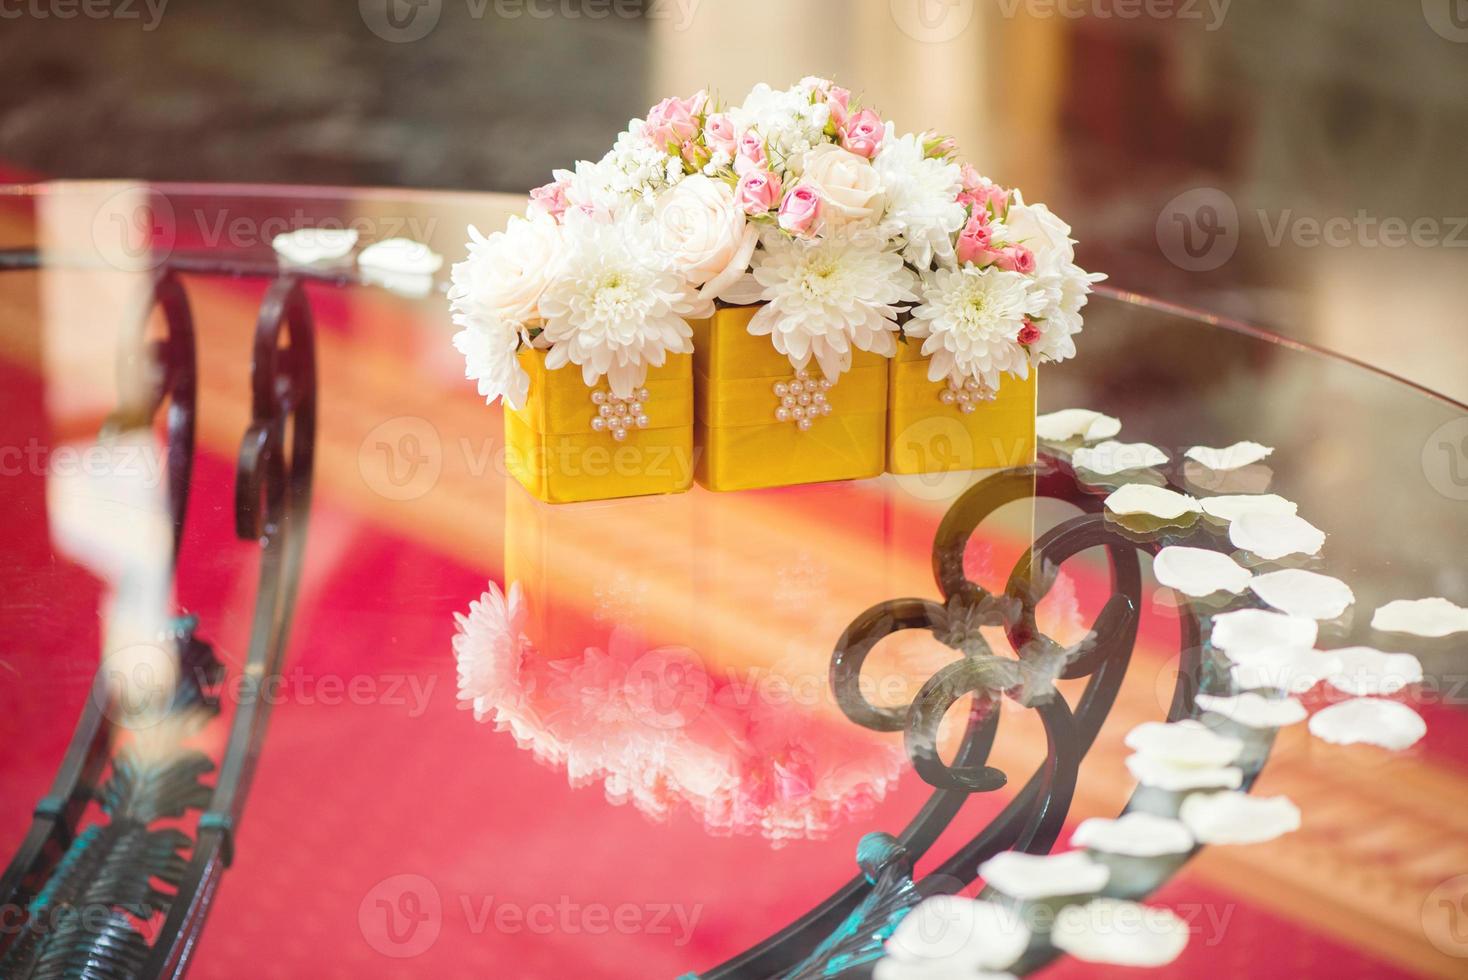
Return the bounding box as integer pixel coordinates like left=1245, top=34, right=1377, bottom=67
left=590, top=387, right=651, bottom=441
left=940, top=377, right=996, bottom=414
left=774, top=369, right=833, bottom=431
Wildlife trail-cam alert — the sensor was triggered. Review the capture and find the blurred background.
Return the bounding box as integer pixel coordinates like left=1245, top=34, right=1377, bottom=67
left=0, top=0, right=1465, bottom=398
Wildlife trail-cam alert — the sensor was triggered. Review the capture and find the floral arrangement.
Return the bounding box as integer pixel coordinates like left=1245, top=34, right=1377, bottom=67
left=450, top=76, right=1103, bottom=411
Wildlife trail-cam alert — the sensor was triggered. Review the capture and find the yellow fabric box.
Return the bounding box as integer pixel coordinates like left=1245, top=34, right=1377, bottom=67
left=886, top=341, right=1037, bottom=475
left=504, top=348, right=695, bottom=504
left=691, top=305, right=888, bottom=492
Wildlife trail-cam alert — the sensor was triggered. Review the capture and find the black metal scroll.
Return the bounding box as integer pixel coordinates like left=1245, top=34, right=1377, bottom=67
left=696, top=456, right=1218, bottom=979
left=0, top=264, right=317, bottom=980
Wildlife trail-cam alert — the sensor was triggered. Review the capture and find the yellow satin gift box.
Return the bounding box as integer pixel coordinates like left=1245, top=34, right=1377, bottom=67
left=886, top=340, right=1038, bottom=475
left=690, top=305, right=888, bottom=492
left=503, top=348, right=696, bottom=504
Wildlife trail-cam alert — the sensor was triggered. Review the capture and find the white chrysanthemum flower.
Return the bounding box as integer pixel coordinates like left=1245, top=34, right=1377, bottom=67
left=453, top=581, right=529, bottom=723
left=451, top=311, right=530, bottom=410
left=538, top=213, right=698, bottom=397
left=733, top=231, right=918, bottom=379
left=1004, top=195, right=1105, bottom=365
left=906, top=266, right=1043, bottom=389
left=873, top=128, right=966, bottom=269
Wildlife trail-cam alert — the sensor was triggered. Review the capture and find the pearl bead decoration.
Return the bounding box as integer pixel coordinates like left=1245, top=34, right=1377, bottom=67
left=589, top=386, right=651, bottom=440
left=943, top=376, right=996, bottom=415
left=773, top=367, right=834, bottom=431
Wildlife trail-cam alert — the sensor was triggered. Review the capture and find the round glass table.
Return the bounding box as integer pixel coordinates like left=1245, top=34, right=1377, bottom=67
left=0, top=183, right=1465, bottom=979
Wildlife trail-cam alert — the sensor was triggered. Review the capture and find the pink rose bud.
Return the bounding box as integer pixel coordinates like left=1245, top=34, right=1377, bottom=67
left=995, top=244, right=1036, bottom=274
left=924, top=134, right=957, bottom=159
left=645, top=94, right=703, bottom=149
left=840, top=109, right=885, bottom=159
left=735, top=130, right=767, bottom=175
left=956, top=212, right=995, bottom=265
left=735, top=168, right=783, bottom=215
left=777, top=184, right=822, bottom=236
left=528, top=177, right=570, bottom=222
left=703, top=112, right=737, bottom=157
left=1018, top=320, right=1042, bottom=346
left=680, top=139, right=711, bottom=170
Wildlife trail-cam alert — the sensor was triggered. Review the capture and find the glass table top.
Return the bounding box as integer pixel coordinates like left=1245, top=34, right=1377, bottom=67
left=0, top=182, right=1466, bottom=979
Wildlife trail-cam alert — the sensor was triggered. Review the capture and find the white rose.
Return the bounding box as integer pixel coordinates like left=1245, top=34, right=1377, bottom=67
left=801, top=144, right=886, bottom=230
left=451, top=215, right=563, bottom=325
left=653, top=175, right=759, bottom=306
left=1003, top=197, right=1076, bottom=276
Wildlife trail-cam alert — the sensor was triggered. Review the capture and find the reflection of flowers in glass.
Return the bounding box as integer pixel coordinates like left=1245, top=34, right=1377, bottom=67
left=452, top=582, right=904, bottom=846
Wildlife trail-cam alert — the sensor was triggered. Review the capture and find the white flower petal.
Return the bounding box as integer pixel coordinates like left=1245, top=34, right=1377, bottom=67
left=1228, top=512, right=1326, bottom=560
left=1248, top=569, right=1355, bottom=620
left=272, top=227, right=359, bottom=264
left=1154, top=547, right=1253, bottom=598
left=1210, top=609, right=1318, bottom=655
left=1104, top=484, right=1201, bottom=520
left=1179, top=791, right=1301, bottom=844
left=359, top=237, right=444, bottom=275
left=1195, top=692, right=1308, bottom=728
left=1308, top=697, right=1427, bottom=750
left=1324, top=647, right=1424, bottom=696
left=1125, top=753, right=1243, bottom=791
left=1036, top=409, right=1121, bottom=443
left=876, top=961, right=1015, bottom=980
left=1050, top=899, right=1189, bottom=967
left=978, top=850, right=1109, bottom=901
left=1371, top=597, right=1468, bottom=638
left=1198, top=493, right=1299, bottom=523
left=884, top=896, right=1030, bottom=971
left=1125, top=719, right=1243, bottom=767
left=1229, top=647, right=1342, bottom=694
left=1185, top=442, right=1274, bottom=470
left=1071, top=441, right=1168, bottom=476
left=1071, top=813, right=1194, bottom=857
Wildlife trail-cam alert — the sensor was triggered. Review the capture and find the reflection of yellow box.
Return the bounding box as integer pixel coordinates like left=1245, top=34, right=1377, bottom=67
left=504, top=348, right=695, bottom=504
left=886, top=341, right=1037, bottom=474
left=505, top=482, right=699, bottom=657
left=691, top=305, right=887, bottom=492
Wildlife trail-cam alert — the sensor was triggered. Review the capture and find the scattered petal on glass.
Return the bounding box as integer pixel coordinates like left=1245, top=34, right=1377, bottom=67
left=1195, top=692, right=1308, bottom=728
left=362, top=266, right=436, bottom=298
left=1071, top=441, right=1168, bottom=476
left=1125, top=753, right=1243, bottom=791
left=884, top=896, right=1030, bottom=972
left=272, top=227, right=359, bottom=264
left=1210, top=609, right=1319, bottom=656
left=359, top=237, right=445, bottom=275
left=1071, top=812, right=1195, bottom=857
left=1324, top=647, right=1424, bottom=697
left=1198, top=493, right=1298, bottom=523
left=1308, top=697, right=1427, bottom=750
left=1154, top=547, right=1253, bottom=598
left=1104, top=484, right=1202, bottom=520
left=1371, top=597, right=1468, bottom=638
left=1179, top=791, right=1301, bottom=844
left=978, top=850, right=1110, bottom=901
left=1230, top=647, right=1342, bottom=694
left=1248, top=569, right=1355, bottom=620
left=1228, top=512, right=1327, bottom=560
left=1036, top=409, right=1122, bottom=443
left=1125, top=719, right=1243, bottom=767
left=1050, top=899, right=1189, bottom=967
left=1185, top=442, right=1274, bottom=470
